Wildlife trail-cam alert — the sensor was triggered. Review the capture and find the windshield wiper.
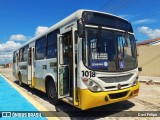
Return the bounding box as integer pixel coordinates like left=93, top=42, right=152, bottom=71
left=122, top=39, right=125, bottom=57
left=121, top=31, right=128, bottom=57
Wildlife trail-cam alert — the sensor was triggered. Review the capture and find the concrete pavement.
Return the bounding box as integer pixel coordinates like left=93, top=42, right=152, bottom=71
left=139, top=76, right=160, bottom=84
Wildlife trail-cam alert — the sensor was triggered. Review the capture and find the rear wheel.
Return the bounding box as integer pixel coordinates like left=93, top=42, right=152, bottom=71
left=18, top=74, right=25, bottom=87
left=46, top=80, right=60, bottom=105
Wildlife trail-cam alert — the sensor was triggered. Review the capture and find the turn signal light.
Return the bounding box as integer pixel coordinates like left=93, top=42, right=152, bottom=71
left=134, top=89, right=139, bottom=94
left=82, top=78, right=88, bottom=83
left=82, top=78, right=103, bottom=91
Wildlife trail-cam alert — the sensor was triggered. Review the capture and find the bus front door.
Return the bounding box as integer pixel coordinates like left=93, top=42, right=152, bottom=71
left=57, top=34, right=70, bottom=98
left=57, top=28, right=79, bottom=106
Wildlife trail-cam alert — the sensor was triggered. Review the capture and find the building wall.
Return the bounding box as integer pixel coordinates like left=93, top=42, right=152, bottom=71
left=6, top=63, right=13, bottom=68
left=150, top=42, right=160, bottom=45
left=138, top=45, right=160, bottom=77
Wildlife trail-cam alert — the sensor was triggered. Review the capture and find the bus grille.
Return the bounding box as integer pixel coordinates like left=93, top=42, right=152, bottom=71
left=105, top=84, right=129, bottom=90
left=109, top=91, right=128, bottom=99
left=99, top=74, right=133, bottom=83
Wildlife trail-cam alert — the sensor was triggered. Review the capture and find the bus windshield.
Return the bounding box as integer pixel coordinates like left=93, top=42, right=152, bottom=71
left=82, top=28, right=137, bottom=71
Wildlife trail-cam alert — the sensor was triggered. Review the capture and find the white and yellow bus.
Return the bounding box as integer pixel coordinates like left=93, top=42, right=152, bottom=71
left=13, top=9, right=139, bottom=110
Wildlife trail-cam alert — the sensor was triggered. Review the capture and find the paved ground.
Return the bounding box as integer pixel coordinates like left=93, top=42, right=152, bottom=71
left=139, top=76, right=160, bottom=84
left=0, top=68, right=160, bottom=120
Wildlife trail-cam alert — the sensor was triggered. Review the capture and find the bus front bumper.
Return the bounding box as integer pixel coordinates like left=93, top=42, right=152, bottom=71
left=78, top=82, right=140, bottom=110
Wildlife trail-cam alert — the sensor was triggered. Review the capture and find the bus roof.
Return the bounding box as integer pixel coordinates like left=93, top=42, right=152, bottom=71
left=14, top=9, right=129, bottom=52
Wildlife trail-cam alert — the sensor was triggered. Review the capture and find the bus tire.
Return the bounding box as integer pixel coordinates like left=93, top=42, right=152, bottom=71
left=46, top=80, right=59, bottom=105
left=18, top=73, right=25, bottom=87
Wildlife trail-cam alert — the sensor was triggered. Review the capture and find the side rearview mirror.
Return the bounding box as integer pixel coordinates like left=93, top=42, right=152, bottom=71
left=77, top=18, right=85, bottom=38
left=138, top=67, right=142, bottom=72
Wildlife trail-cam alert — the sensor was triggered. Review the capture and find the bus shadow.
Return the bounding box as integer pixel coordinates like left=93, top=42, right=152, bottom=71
left=54, top=98, right=135, bottom=119
left=14, top=80, right=48, bottom=101
left=14, top=80, right=135, bottom=119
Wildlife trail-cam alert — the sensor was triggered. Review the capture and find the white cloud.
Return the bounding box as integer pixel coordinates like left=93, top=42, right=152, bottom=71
left=0, top=41, right=21, bottom=52
left=0, top=52, right=13, bottom=64
left=9, top=34, right=30, bottom=41
left=138, top=26, right=160, bottom=39
left=0, top=25, right=49, bottom=64
left=133, top=19, right=158, bottom=25
left=0, top=41, right=21, bottom=64
left=0, top=53, right=12, bottom=58
left=35, top=26, right=49, bottom=36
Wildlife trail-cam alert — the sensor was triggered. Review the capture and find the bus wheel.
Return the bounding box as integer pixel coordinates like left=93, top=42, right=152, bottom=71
left=18, top=74, right=24, bottom=87
left=47, top=80, right=59, bottom=105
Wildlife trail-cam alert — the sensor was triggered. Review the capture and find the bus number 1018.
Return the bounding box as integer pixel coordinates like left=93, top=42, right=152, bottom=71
left=82, top=71, right=96, bottom=78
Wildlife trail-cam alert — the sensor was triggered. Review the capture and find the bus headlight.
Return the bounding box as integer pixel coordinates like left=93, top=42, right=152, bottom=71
left=93, top=85, right=99, bottom=91
left=89, top=81, right=94, bottom=86
left=132, top=76, right=138, bottom=86
left=82, top=78, right=103, bottom=92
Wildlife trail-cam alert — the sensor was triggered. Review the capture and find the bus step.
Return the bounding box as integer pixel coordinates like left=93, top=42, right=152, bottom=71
left=63, top=97, right=73, bottom=103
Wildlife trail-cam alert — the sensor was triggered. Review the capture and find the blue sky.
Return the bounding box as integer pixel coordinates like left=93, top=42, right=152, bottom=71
left=0, top=0, right=160, bottom=63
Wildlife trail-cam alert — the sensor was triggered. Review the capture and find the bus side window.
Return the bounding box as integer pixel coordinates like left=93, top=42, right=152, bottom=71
left=63, top=37, right=69, bottom=65
left=28, top=48, right=31, bottom=65
left=47, top=31, right=58, bottom=59
left=35, top=36, right=46, bottom=60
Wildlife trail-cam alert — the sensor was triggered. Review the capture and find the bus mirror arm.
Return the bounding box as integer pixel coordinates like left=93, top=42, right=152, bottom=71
left=138, top=67, right=142, bottom=72
left=77, top=18, right=85, bottom=38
